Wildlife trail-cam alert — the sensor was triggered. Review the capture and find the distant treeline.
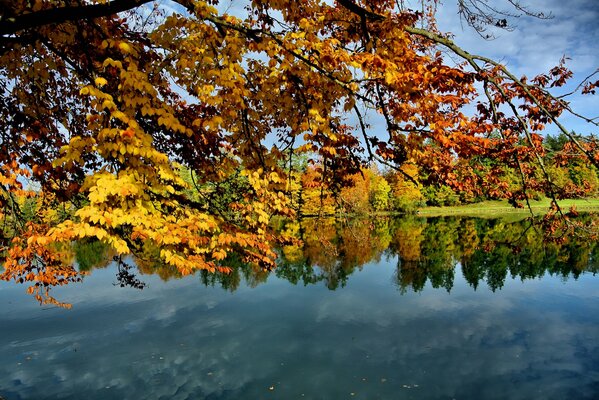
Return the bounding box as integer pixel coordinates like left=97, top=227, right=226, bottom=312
left=282, top=133, right=599, bottom=215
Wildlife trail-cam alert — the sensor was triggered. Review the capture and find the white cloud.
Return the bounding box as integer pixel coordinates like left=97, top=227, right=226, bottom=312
left=434, top=0, right=599, bottom=136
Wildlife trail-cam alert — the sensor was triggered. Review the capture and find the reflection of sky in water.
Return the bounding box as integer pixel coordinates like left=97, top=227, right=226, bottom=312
left=1, top=258, right=599, bottom=400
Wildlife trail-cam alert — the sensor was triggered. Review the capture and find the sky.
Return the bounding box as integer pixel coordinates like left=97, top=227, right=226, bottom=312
left=433, top=0, right=599, bottom=137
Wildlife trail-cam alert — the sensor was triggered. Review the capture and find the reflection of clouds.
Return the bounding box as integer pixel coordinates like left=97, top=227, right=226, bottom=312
left=1, top=261, right=599, bottom=399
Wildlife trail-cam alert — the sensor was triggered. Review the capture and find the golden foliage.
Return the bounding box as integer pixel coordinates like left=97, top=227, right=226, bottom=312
left=0, top=0, right=596, bottom=304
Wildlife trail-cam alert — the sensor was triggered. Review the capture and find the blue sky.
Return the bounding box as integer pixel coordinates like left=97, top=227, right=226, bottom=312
left=434, top=0, right=599, bottom=137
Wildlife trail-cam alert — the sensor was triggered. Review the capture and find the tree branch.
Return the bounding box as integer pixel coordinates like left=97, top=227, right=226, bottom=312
left=0, top=0, right=154, bottom=36
left=404, top=25, right=599, bottom=171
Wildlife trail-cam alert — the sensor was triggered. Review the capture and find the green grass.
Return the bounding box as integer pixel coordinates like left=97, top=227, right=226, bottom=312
left=417, top=198, right=599, bottom=218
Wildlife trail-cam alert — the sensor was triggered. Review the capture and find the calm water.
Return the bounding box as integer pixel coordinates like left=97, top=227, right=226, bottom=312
left=1, top=217, right=599, bottom=399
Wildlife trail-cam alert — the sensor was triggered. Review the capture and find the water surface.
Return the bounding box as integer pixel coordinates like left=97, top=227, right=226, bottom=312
left=1, top=216, right=599, bottom=399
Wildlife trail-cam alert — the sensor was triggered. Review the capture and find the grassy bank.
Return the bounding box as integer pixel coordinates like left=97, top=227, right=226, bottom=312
left=418, top=198, right=599, bottom=218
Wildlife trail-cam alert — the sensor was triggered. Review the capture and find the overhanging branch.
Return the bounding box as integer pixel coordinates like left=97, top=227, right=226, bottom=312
left=0, top=0, right=154, bottom=36
left=404, top=25, right=599, bottom=171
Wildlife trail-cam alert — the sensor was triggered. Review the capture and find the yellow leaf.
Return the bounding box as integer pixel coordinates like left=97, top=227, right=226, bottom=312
left=95, top=77, right=108, bottom=87
left=118, top=42, right=131, bottom=53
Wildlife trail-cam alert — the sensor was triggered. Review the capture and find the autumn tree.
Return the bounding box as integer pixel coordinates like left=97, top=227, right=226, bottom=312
left=1, top=0, right=598, bottom=303
left=385, top=164, right=423, bottom=211
left=338, top=169, right=372, bottom=214
left=297, top=164, right=336, bottom=216
left=544, top=134, right=599, bottom=198
left=368, top=165, right=391, bottom=211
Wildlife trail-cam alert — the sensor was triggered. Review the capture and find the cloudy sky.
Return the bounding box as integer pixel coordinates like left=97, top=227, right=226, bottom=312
left=434, top=0, right=599, bottom=137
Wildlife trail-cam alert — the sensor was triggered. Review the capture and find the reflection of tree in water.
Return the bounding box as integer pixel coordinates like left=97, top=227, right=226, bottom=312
left=290, top=218, right=393, bottom=289
left=276, top=218, right=363, bottom=290
left=386, top=217, right=425, bottom=290
left=74, top=239, right=112, bottom=272
left=74, top=215, right=599, bottom=293
left=287, top=215, right=599, bottom=293
left=114, top=256, right=147, bottom=290
left=436, top=217, right=599, bottom=293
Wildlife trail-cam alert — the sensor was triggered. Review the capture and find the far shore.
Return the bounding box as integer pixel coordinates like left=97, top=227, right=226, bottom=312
left=417, top=198, right=599, bottom=218
left=296, top=198, right=599, bottom=220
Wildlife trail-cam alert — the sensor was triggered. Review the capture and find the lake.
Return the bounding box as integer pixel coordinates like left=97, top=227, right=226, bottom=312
left=1, top=216, right=599, bottom=399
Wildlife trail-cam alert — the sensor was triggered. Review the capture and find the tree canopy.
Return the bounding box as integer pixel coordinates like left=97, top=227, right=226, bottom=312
left=1, top=0, right=598, bottom=304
